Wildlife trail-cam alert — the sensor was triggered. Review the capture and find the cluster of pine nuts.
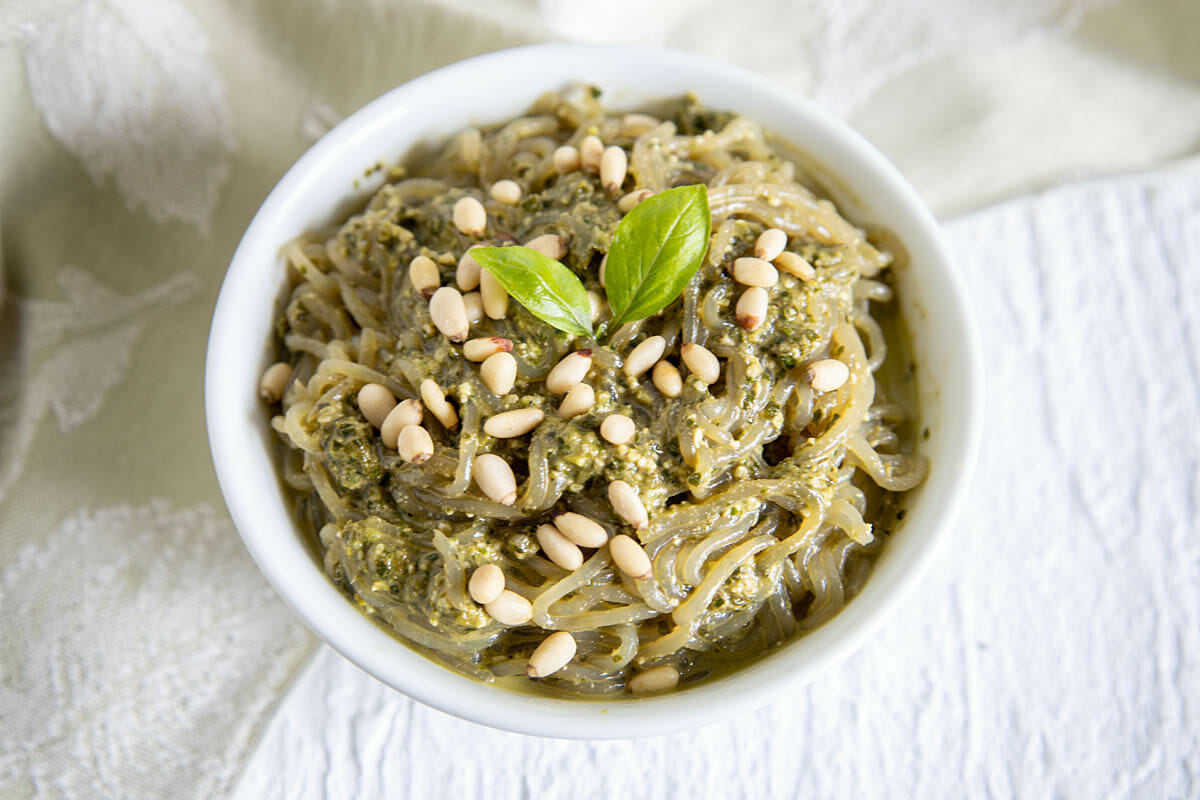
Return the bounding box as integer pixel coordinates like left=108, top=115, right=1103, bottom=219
left=729, top=227, right=819, bottom=333
left=459, top=329, right=662, bottom=680
left=265, top=215, right=851, bottom=523
left=264, top=211, right=851, bottom=504
left=461, top=495, right=658, bottom=678
left=346, top=382, right=439, bottom=463
left=554, top=132, right=630, bottom=197
left=728, top=228, right=849, bottom=392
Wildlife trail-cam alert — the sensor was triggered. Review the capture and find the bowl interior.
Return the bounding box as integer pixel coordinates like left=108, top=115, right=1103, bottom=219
left=205, top=44, right=982, bottom=738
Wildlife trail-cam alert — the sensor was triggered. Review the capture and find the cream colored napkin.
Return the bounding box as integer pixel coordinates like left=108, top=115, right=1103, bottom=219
left=1, top=0, right=1197, bottom=795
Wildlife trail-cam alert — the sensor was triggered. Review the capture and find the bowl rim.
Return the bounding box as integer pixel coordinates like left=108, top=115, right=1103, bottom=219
left=206, top=42, right=984, bottom=739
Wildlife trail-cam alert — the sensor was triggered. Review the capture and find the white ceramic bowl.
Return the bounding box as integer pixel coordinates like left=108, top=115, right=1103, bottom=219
left=206, top=44, right=983, bottom=739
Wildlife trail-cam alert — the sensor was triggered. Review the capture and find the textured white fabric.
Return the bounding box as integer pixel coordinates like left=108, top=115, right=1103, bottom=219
left=543, top=0, right=1116, bottom=114
left=0, top=502, right=312, bottom=798
left=1, top=0, right=1199, bottom=796
left=19, top=0, right=235, bottom=229
left=233, top=161, right=1200, bottom=799
left=539, top=0, right=1200, bottom=216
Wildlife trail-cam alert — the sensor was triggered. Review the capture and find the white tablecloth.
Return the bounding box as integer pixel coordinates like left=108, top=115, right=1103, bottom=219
left=232, top=160, right=1200, bottom=799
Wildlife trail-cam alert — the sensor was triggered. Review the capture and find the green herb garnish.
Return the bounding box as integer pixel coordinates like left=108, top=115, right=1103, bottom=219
left=605, top=184, right=711, bottom=327
left=469, top=245, right=595, bottom=338
left=471, top=183, right=711, bottom=339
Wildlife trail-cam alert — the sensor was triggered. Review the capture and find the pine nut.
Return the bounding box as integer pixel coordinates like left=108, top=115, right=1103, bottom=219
left=600, top=413, right=635, bottom=445
left=732, top=257, right=779, bottom=287
left=546, top=350, right=592, bottom=394
left=579, top=135, right=604, bottom=172
left=453, top=196, right=486, bottom=236
left=485, top=589, right=532, bottom=625
left=629, top=664, right=679, bottom=695
left=484, top=407, right=544, bottom=438
left=600, top=145, right=627, bottom=193
left=558, top=382, right=595, bottom=418
left=553, top=512, right=609, bottom=548
left=357, top=383, right=396, bottom=428
left=463, top=336, right=513, bottom=362
left=397, top=424, right=434, bottom=463
left=480, top=351, right=517, bottom=395
left=527, top=631, right=576, bottom=678
left=456, top=128, right=482, bottom=170
left=736, top=287, right=768, bottom=331
left=468, top=563, right=505, bottom=605
left=490, top=179, right=521, bottom=205
left=618, top=188, right=653, bottom=213
left=553, top=144, right=581, bottom=174
left=754, top=228, right=788, bottom=262
left=537, top=523, right=583, bottom=571
left=393, top=398, right=425, bottom=427
left=587, top=290, right=605, bottom=322
left=474, top=453, right=517, bottom=505
left=608, top=481, right=648, bottom=530
left=480, top=268, right=508, bottom=319
left=463, top=291, right=484, bottom=324
left=599, top=253, right=607, bottom=288
left=524, top=233, right=567, bottom=260
left=259, top=362, right=291, bottom=403
left=609, top=533, right=652, bottom=576
left=805, top=358, right=850, bottom=392
left=624, top=335, right=665, bottom=378
left=620, top=113, right=659, bottom=137
left=775, top=251, right=816, bottom=281
left=420, top=379, right=458, bottom=429
left=429, top=286, right=469, bottom=342
left=381, top=399, right=424, bottom=448
left=681, top=343, right=720, bottom=385
left=456, top=246, right=483, bottom=291
left=651, top=361, right=683, bottom=398
left=408, top=255, right=440, bottom=297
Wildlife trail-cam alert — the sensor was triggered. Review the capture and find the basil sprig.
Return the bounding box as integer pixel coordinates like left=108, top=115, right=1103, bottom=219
left=469, top=245, right=595, bottom=338
left=605, top=185, right=711, bottom=327
left=469, top=184, right=711, bottom=339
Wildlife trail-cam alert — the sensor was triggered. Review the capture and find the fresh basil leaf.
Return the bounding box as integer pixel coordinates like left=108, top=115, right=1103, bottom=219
left=605, top=184, right=711, bottom=327
left=470, top=246, right=594, bottom=338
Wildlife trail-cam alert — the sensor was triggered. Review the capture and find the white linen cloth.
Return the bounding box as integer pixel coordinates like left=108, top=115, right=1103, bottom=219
left=1, top=0, right=1197, bottom=796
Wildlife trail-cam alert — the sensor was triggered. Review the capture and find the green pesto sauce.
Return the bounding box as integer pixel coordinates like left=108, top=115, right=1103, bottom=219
left=276, top=92, right=924, bottom=700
